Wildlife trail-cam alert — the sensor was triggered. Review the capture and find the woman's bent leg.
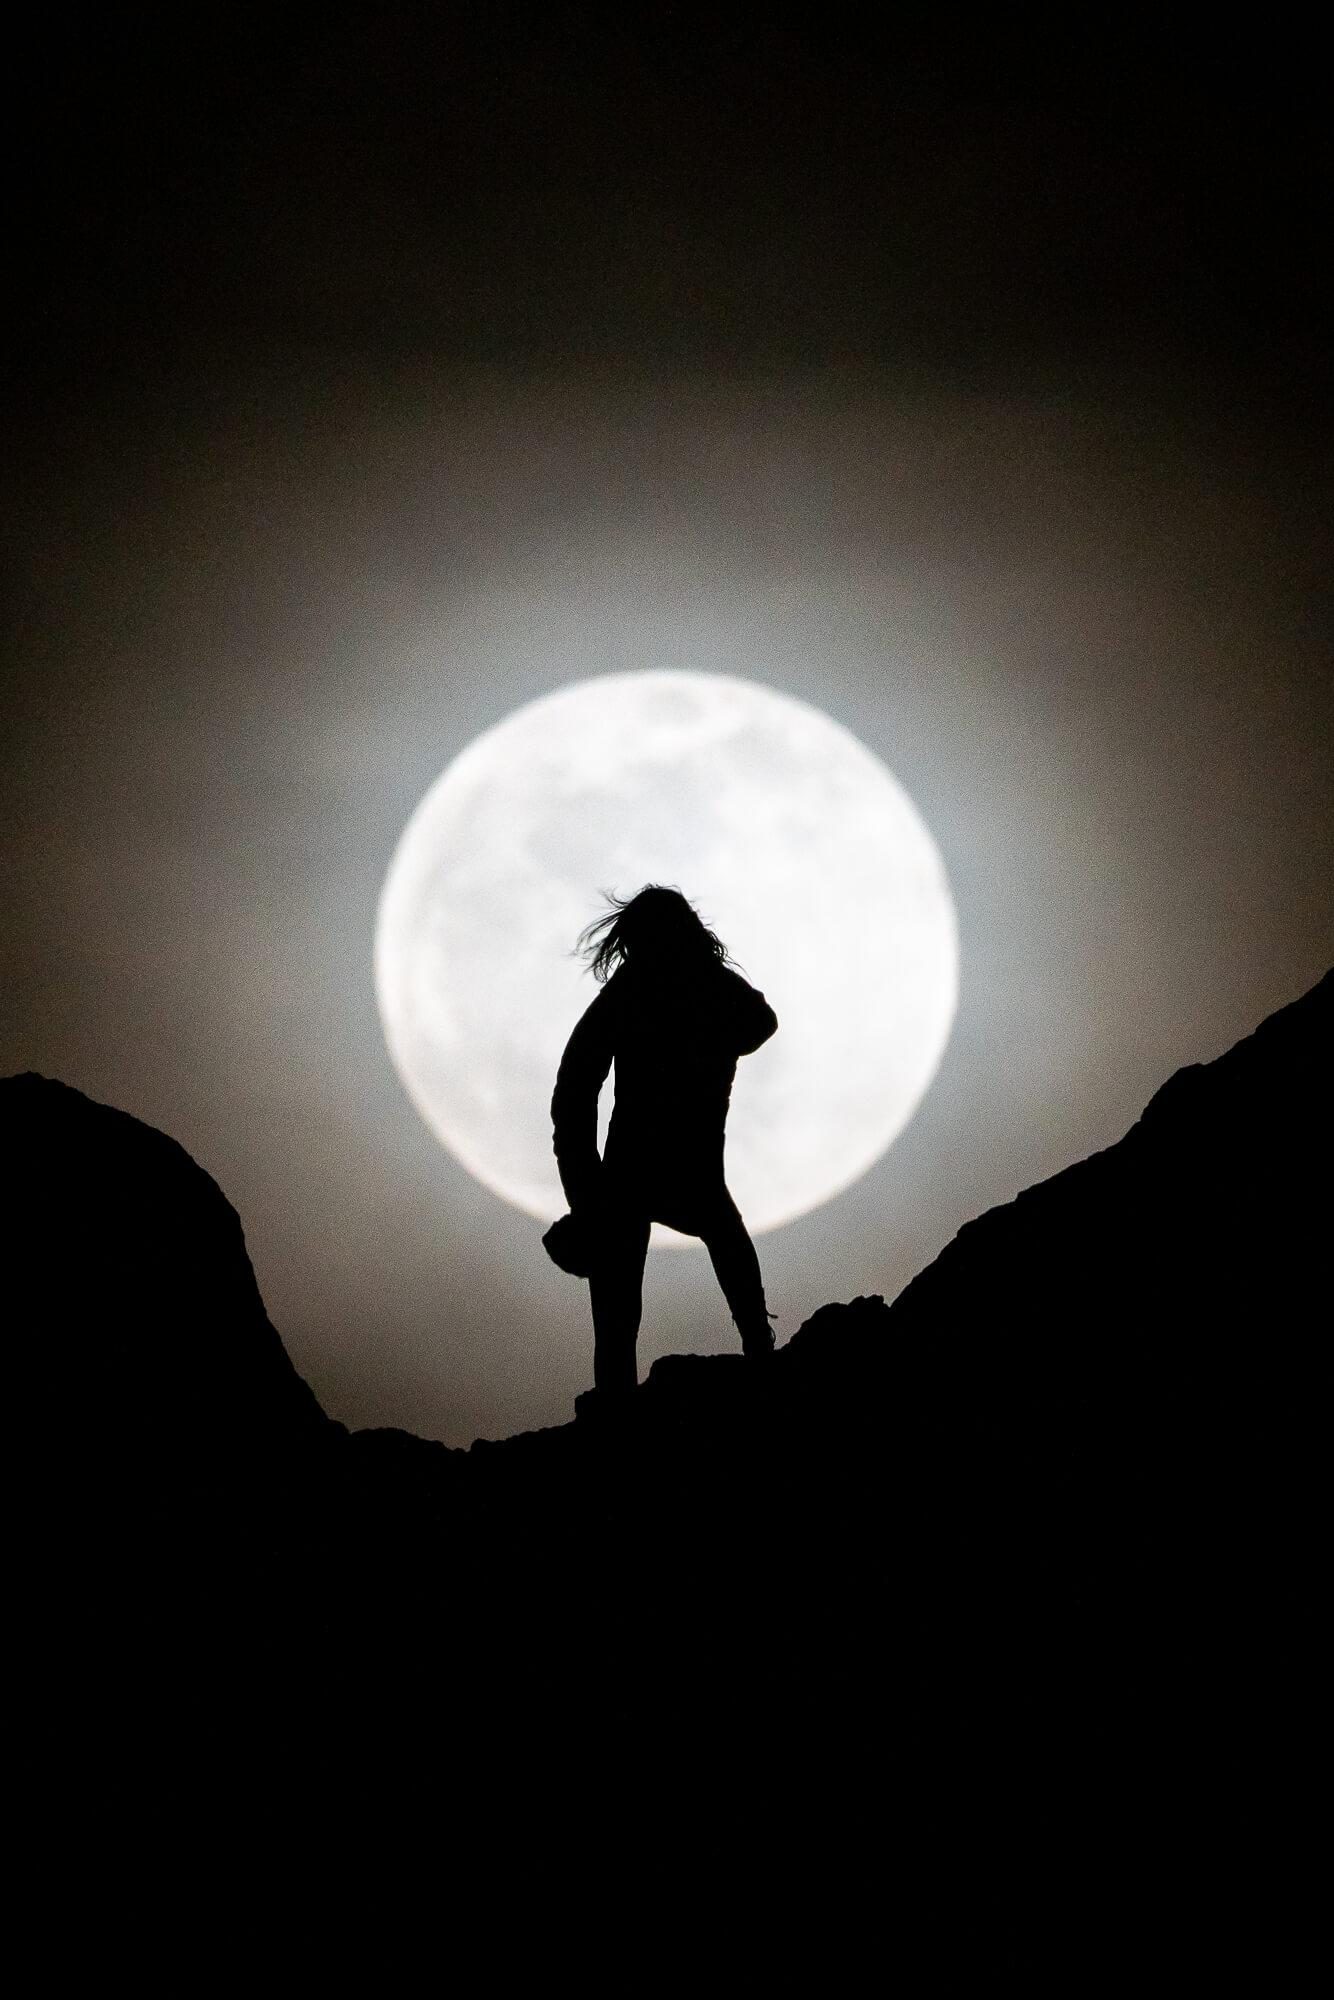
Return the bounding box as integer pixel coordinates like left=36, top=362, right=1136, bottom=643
left=698, top=1188, right=775, bottom=1356
left=589, top=1206, right=652, bottom=1394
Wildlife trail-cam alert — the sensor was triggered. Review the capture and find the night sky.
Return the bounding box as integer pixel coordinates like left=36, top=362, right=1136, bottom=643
left=4, top=10, right=1329, bottom=1444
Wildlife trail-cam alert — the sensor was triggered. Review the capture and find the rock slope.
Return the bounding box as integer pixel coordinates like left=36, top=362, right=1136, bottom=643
left=5, top=970, right=1327, bottom=1973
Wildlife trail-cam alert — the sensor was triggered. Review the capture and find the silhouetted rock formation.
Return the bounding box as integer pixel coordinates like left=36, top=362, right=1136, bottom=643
left=7, top=1072, right=327, bottom=1450
left=6, top=971, right=1328, bottom=1973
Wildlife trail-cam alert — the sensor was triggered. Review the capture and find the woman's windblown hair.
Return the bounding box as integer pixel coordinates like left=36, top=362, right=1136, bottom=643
left=576, top=884, right=733, bottom=984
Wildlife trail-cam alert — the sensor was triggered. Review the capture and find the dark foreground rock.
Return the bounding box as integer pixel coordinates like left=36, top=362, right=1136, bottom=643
left=5, top=972, right=1328, bottom=1976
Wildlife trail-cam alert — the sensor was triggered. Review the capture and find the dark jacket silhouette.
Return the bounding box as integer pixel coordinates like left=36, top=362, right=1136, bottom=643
left=550, top=893, right=778, bottom=1395
left=552, top=959, right=776, bottom=1226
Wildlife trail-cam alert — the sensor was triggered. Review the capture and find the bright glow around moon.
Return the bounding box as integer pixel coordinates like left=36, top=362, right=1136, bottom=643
left=375, top=671, right=958, bottom=1237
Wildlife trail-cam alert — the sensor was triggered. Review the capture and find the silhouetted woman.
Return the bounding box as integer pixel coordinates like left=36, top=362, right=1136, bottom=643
left=551, top=885, right=778, bottom=1398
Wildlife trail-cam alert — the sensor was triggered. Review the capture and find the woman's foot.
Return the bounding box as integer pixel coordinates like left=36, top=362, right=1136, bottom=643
left=739, top=1310, right=778, bottom=1359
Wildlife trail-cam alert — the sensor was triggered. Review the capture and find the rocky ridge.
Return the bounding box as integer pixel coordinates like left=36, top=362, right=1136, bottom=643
left=6, top=970, right=1327, bottom=1973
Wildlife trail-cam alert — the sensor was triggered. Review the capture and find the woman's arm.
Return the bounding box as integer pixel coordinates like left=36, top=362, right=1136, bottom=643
left=550, top=986, right=617, bottom=1208
left=720, top=966, right=778, bottom=1056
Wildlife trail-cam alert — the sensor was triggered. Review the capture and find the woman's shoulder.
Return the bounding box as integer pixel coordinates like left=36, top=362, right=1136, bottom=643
left=570, top=972, right=625, bottom=1034
left=594, top=966, right=639, bottom=1017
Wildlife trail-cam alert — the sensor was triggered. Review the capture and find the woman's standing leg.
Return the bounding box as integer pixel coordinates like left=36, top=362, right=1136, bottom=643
left=697, top=1187, right=775, bottom=1356
left=589, top=1203, right=652, bottom=1394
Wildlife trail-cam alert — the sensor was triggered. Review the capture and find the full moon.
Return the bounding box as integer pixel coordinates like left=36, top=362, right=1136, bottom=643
left=375, top=671, right=958, bottom=1237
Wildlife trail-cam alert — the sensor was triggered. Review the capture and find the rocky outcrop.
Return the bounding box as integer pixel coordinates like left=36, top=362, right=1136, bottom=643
left=786, top=970, right=1330, bottom=1437
left=5, top=1072, right=329, bottom=1451
left=5, top=971, right=1327, bottom=1972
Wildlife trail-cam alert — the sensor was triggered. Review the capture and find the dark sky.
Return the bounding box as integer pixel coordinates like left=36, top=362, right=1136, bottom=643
left=4, top=8, right=1330, bottom=1444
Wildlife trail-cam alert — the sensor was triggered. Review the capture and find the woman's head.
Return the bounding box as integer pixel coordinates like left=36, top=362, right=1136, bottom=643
left=576, top=885, right=732, bottom=983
